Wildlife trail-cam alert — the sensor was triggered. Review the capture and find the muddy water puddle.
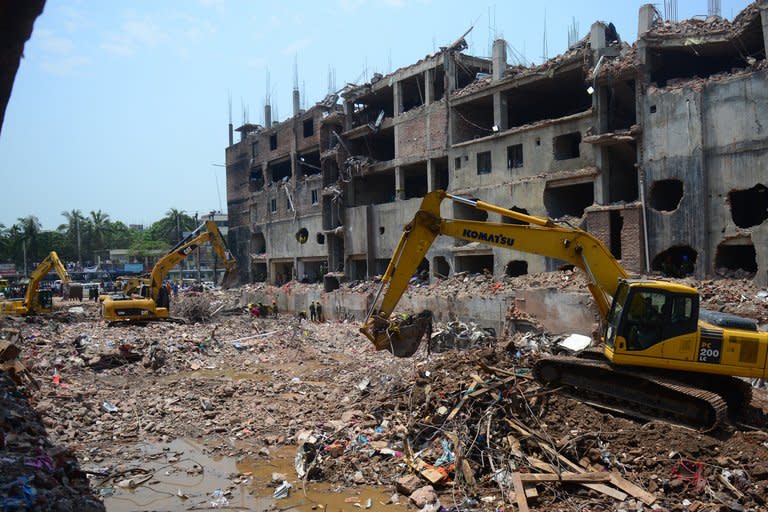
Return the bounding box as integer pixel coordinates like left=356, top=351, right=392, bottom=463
left=101, top=439, right=404, bottom=512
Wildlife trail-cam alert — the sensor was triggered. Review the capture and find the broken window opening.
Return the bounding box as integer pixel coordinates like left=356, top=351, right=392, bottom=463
left=454, top=200, right=488, bottom=247
left=251, top=262, right=267, bottom=283
left=322, top=160, right=340, bottom=188
left=350, top=87, right=394, bottom=128
left=651, top=246, right=697, bottom=277
left=379, top=226, right=385, bottom=235
left=505, top=260, right=528, bottom=277
left=604, top=80, right=636, bottom=131
left=729, top=184, right=768, bottom=228
left=553, top=132, right=581, bottom=160
left=270, top=160, right=292, bottom=183
left=403, top=163, right=428, bottom=199
left=298, top=151, right=321, bottom=177
left=609, top=211, right=623, bottom=260
left=650, top=34, right=765, bottom=87
left=272, top=261, right=294, bottom=285
left=432, top=65, right=445, bottom=101
left=454, top=157, right=462, bottom=170
left=327, top=235, right=345, bottom=275
left=346, top=127, right=395, bottom=161
left=476, top=151, right=492, bottom=175
left=251, top=141, right=259, bottom=158
left=316, top=233, right=325, bottom=245
left=507, top=144, right=523, bottom=169
left=269, top=133, right=278, bottom=151
left=350, top=170, right=396, bottom=207
left=251, top=232, right=266, bottom=253
left=501, top=206, right=529, bottom=225
left=606, top=144, right=639, bottom=203
left=649, top=179, right=683, bottom=212
left=433, top=256, right=450, bottom=278
left=543, top=182, right=594, bottom=219
left=299, top=260, right=326, bottom=283
left=400, top=74, right=425, bottom=113
left=311, top=189, right=319, bottom=205
left=295, top=228, right=309, bottom=244
left=455, top=58, right=489, bottom=89
left=455, top=254, right=494, bottom=275
left=453, top=96, right=494, bottom=144
left=715, top=241, right=757, bottom=276
left=348, top=259, right=368, bottom=280
left=303, top=118, right=314, bottom=138
left=503, top=67, right=592, bottom=129
left=270, top=198, right=277, bottom=213
left=434, top=157, right=449, bottom=191
left=249, top=169, right=264, bottom=192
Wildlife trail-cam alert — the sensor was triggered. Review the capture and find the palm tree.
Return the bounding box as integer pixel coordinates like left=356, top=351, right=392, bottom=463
left=89, top=210, right=111, bottom=251
left=17, top=215, right=41, bottom=274
left=60, top=209, right=85, bottom=266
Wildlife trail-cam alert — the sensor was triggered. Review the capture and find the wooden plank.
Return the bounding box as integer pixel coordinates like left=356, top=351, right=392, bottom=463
left=518, top=472, right=610, bottom=483
left=523, top=485, right=539, bottom=499
left=608, top=471, right=656, bottom=505
left=535, top=444, right=627, bottom=501
left=468, top=376, right=516, bottom=398
left=510, top=473, right=529, bottom=512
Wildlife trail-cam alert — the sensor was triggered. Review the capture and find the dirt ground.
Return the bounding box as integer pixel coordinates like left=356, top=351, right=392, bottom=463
left=2, top=274, right=768, bottom=511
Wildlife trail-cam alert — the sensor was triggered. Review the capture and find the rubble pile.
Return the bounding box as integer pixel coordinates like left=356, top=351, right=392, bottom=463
left=647, top=3, right=761, bottom=37
left=0, top=274, right=767, bottom=510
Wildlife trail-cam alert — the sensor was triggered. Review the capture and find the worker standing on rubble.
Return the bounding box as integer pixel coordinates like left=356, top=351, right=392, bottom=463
left=316, top=301, right=323, bottom=322
left=309, top=301, right=316, bottom=322
left=272, top=299, right=278, bottom=317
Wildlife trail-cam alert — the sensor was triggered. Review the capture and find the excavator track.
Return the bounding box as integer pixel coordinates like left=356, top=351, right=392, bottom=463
left=534, top=356, right=729, bottom=431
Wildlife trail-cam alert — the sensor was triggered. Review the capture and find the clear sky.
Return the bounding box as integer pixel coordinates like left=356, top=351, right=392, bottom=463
left=0, top=0, right=752, bottom=231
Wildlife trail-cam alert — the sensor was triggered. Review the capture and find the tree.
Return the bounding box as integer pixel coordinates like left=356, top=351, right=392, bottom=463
left=89, top=210, right=111, bottom=254
left=16, top=215, right=41, bottom=273
left=148, top=209, right=196, bottom=246
left=60, top=209, right=86, bottom=266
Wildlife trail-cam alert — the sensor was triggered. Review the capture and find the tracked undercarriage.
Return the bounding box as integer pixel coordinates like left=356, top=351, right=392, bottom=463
left=533, top=354, right=752, bottom=431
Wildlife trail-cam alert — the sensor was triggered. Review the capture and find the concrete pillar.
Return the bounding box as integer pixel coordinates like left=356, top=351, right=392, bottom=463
left=395, top=166, right=405, bottom=200
left=264, top=104, right=272, bottom=129
left=492, top=39, right=507, bottom=81
left=228, top=123, right=233, bottom=146
left=760, top=1, right=768, bottom=58
left=493, top=91, right=508, bottom=132
left=394, top=80, right=403, bottom=115
left=638, top=4, right=656, bottom=36
left=292, top=89, right=300, bottom=116
left=426, top=159, right=435, bottom=192
left=343, top=101, right=353, bottom=131
left=590, top=22, right=606, bottom=51
left=443, top=52, right=457, bottom=93
left=425, top=69, right=434, bottom=105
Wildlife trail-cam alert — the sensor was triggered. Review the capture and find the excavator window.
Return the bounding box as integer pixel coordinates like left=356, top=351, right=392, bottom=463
left=620, top=289, right=698, bottom=351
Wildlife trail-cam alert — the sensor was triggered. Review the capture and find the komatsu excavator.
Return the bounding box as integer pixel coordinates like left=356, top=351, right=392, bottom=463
left=101, top=220, right=237, bottom=322
left=0, top=251, right=70, bottom=316
left=361, top=191, right=766, bottom=430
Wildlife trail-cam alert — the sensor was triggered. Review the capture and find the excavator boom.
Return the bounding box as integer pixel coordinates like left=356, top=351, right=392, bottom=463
left=361, top=191, right=626, bottom=356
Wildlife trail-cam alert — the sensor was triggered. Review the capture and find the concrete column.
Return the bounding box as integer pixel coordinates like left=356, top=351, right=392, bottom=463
left=493, top=91, right=508, bottom=132
left=228, top=123, right=233, bottom=146
left=343, top=101, right=353, bottom=131
left=395, top=166, right=405, bottom=200
left=264, top=104, right=272, bottom=128
left=424, top=69, right=434, bottom=106
left=292, top=89, right=300, bottom=116
left=426, top=159, right=435, bottom=192
left=590, top=22, right=606, bottom=51
left=638, top=4, right=656, bottom=36
left=444, top=52, right=457, bottom=93
left=492, top=39, right=507, bottom=81
left=760, top=1, right=768, bottom=58
left=394, top=80, right=403, bottom=116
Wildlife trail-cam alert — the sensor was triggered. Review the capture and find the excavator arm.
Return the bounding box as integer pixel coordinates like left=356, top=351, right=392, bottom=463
left=361, top=191, right=628, bottom=356
left=23, top=251, right=69, bottom=314
left=146, top=220, right=238, bottom=301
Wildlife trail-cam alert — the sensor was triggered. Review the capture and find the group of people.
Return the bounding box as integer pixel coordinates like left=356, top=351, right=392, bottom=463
left=308, top=300, right=324, bottom=322
left=248, top=300, right=279, bottom=318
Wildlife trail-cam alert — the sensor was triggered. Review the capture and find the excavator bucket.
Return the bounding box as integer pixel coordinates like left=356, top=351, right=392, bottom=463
left=220, top=266, right=239, bottom=289
left=360, top=310, right=433, bottom=357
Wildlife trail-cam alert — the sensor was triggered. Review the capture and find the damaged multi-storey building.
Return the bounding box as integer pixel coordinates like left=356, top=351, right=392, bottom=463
left=225, top=1, right=768, bottom=289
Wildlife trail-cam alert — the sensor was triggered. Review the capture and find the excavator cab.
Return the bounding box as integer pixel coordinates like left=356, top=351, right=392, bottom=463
left=35, top=289, right=53, bottom=312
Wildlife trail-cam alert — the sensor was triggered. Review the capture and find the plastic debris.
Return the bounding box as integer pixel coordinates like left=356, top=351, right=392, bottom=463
left=273, top=481, right=292, bottom=499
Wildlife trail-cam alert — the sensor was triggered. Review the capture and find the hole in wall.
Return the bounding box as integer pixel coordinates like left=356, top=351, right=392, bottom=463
left=505, top=260, right=528, bottom=277
left=295, top=228, right=309, bottom=244
left=715, top=240, right=757, bottom=276
left=433, top=256, right=450, bottom=278
left=379, top=226, right=385, bottom=235
left=649, top=179, right=683, bottom=212
left=544, top=182, right=594, bottom=218
left=651, top=246, right=697, bottom=277
left=729, top=184, right=768, bottom=228
left=316, top=233, right=325, bottom=244
left=501, top=206, right=529, bottom=225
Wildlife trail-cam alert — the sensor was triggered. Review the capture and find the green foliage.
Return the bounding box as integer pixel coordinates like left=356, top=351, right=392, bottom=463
left=0, top=207, right=202, bottom=268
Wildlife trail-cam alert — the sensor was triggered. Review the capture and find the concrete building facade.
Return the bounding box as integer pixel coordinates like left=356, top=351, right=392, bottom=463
left=226, top=1, right=768, bottom=288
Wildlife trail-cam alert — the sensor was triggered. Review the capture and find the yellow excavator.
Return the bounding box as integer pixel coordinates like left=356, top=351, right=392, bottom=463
left=100, top=220, right=237, bottom=322
left=0, top=251, right=70, bottom=316
left=361, top=191, right=766, bottom=430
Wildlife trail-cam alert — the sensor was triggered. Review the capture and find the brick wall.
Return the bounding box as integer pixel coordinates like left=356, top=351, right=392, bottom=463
left=397, top=104, right=448, bottom=158
left=620, top=206, right=644, bottom=273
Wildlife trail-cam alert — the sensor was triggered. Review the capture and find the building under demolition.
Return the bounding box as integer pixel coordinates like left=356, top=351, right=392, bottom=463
left=225, top=2, right=768, bottom=289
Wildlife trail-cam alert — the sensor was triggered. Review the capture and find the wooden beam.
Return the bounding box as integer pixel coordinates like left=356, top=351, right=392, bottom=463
left=510, top=472, right=529, bottom=512
left=517, top=472, right=610, bottom=483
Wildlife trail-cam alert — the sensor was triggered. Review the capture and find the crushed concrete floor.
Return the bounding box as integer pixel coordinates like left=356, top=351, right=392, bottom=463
left=1, top=274, right=768, bottom=511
